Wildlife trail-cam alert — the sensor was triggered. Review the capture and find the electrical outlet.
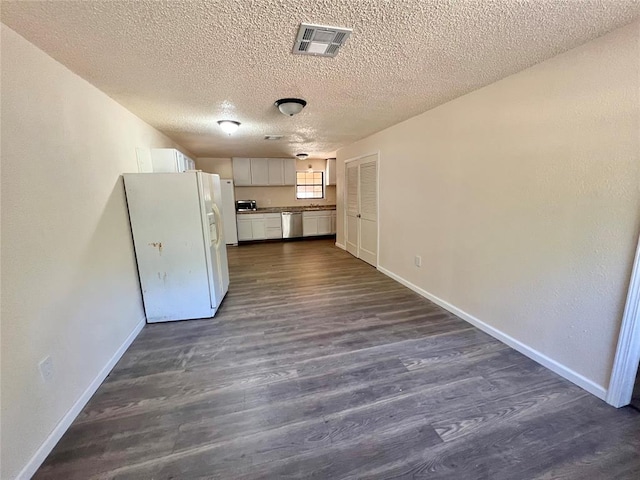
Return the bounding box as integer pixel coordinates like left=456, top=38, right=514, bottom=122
left=414, top=255, right=422, bottom=267
left=39, top=356, right=54, bottom=382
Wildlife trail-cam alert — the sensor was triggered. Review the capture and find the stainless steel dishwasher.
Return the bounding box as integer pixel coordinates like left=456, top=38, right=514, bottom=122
left=281, top=211, right=303, bottom=238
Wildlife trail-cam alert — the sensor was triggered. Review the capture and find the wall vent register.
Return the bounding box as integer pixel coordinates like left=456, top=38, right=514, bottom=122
left=293, top=23, right=352, bottom=57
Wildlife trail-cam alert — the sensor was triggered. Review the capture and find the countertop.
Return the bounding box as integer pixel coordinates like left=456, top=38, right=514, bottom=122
left=236, top=205, right=336, bottom=214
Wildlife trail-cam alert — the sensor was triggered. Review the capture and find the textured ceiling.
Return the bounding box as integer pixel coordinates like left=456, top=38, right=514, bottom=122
left=2, top=0, right=639, bottom=159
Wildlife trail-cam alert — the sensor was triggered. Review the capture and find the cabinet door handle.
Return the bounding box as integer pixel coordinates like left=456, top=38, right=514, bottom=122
left=356, top=214, right=361, bottom=218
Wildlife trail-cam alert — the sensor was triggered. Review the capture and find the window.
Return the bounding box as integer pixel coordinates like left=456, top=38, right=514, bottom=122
left=296, top=171, right=324, bottom=199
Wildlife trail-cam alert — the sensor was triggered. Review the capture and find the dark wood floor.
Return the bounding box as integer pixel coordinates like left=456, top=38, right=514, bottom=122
left=35, top=239, right=640, bottom=479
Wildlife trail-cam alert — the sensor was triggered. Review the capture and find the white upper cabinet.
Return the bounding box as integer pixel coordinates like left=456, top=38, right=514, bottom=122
left=233, top=157, right=297, bottom=186
left=232, top=158, right=252, bottom=185
left=176, top=152, right=187, bottom=172
left=250, top=158, right=270, bottom=185
left=268, top=158, right=284, bottom=185
left=325, top=158, right=336, bottom=186
left=283, top=159, right=296, bottom=186
left=150, top=148, right=195, bottom=173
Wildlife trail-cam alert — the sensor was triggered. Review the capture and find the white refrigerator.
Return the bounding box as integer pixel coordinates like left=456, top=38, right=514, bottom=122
left=123, top=172, right=229, bottom=322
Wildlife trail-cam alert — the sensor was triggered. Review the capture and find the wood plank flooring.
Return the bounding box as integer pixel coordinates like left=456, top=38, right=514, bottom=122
left=35, top=239, right=640, bottom=479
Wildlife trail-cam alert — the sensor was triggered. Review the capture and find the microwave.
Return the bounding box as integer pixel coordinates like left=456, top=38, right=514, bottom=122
left=236, top=200, right=257, bottom=211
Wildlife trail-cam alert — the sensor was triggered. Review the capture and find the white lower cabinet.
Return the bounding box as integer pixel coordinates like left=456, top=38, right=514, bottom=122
left=303, top=215, right=318, bottom=236
left=237, top=214, right=266, bottom=241
left=240, top=210, right=335, bottom=240
left=251, top=217, right=266, bottom=239
left=303, top=210, right=336, bottom=237
left=237, top=213, right=282, bottom=241
left=318, top=215, right=332, bottom=235
left=265, top=213, right=283, bottom=239
left=237, top=217, right=253, bottom=241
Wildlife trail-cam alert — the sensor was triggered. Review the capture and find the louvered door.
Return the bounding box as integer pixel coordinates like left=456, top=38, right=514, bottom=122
left=358, top=158, right=378, bottom=266
left=345, top=162, right=359, bottom=257
left=344, top=154, right=378, bottom=266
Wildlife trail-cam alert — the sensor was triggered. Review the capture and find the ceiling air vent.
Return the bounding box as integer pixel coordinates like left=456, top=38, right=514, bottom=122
left=293, top=23, right=352, bottom=58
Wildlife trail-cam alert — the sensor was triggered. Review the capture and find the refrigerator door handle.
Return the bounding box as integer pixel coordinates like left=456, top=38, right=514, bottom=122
left=212, top=204, right=224, bottom=249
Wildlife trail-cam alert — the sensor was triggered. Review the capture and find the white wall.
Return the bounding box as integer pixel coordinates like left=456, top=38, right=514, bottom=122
left=196, top=157, right=234, bottom=178
left=337, top=21, right=640, bottom=395
left=0, top=25, right=189, bottom=479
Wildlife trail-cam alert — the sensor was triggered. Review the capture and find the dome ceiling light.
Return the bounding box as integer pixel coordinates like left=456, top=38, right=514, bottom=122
left=275, top=98, right=307, bottom=116
left=296, top=153, right=309, bottom=160
left=217, top=120, right=240, bottom=134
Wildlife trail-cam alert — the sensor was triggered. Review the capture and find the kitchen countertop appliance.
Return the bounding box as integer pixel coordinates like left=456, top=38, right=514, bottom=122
left=123, top=172, right=229, bottom=322
left=281, top=211, right=303, bottom=238
left=236, top=200, right=257, bottom=211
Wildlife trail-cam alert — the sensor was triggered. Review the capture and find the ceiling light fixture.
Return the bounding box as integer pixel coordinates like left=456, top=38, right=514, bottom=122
left=217, top=120, right=240, bottom=134
left=296, top=153, right=309, bottom=160
left=275, top=98, right=307, bottom=116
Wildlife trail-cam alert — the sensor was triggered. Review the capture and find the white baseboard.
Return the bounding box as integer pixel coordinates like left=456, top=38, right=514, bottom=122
left=17, top=317, right=146, bottom=480
left=377, top=266, right=607, bottom=400
left=335, top=242, right=346, bottom=250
